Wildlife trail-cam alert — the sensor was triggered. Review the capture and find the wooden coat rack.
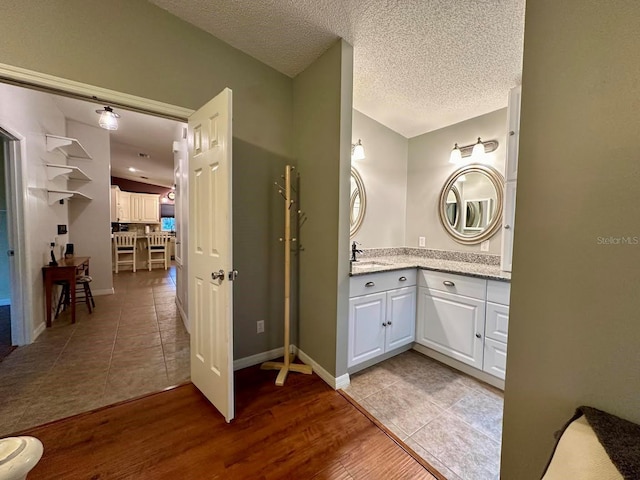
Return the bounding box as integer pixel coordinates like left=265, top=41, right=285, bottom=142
left=261, top=165, right=312, bottom=386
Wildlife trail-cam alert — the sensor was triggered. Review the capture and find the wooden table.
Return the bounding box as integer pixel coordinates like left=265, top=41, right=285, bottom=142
left=42, top=256, right=90, bottom=327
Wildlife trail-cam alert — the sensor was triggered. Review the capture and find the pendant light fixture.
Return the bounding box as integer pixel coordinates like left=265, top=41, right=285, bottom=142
left=96, top=106, right=120, bottom=131
left=449, top=143, right=463, bottom=164
left=351, top=139, right=365, bottom=161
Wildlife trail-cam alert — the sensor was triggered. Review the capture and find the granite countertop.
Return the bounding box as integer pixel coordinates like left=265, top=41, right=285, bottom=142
left=349, top=251, right=511, bottom=282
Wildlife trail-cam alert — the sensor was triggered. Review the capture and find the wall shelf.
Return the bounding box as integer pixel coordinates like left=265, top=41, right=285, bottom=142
left=46, top=164, right=92, bottom=182
left=47, top=189, right=92, bottom=205
left=45, top=134, right=92, bottom=160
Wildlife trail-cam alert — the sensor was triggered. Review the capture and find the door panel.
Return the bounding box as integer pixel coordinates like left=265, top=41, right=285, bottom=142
left=189, top=88, right=234, bottom=422
left=385, top=287, right=416, bottom=351
left=348, top=292, right=386, bottom=367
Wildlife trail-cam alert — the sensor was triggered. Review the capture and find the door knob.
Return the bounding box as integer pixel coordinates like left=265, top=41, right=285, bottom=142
left=475, top=333, right=482, bottom=339
left=211, top=270, right=225, bottom=281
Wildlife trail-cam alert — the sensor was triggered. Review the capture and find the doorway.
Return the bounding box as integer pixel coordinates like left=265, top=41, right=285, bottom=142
left=0, top=137, right=13, bottom=361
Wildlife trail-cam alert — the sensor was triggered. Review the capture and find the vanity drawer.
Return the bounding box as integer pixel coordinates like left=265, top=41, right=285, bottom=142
left=350, top=269, right=416, bottom=297
left=419, top=270, right=486, bottom=300
left=487, top=280, right=511, bottom=305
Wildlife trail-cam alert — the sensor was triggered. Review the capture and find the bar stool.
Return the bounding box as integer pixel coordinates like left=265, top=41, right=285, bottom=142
left=147, top=232, right=170, bottom=271
left=54, top=275, right=95, bottom=318
left=114, top=232, right=137, bottom=273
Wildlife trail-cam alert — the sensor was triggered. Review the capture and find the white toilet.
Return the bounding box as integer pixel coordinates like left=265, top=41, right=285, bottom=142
left=0, top=437, right=43, bottom=480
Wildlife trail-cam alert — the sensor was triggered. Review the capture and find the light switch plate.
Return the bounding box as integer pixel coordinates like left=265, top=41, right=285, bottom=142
left=481, top=240, right=490, bottom=252
left=419, top=236, right=426, bottom=247
left=257, top=320, right=265, bottom=334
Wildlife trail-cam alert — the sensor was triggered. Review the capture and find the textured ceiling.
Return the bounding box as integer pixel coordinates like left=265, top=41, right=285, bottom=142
left=149, top=0, right=525, bottom=137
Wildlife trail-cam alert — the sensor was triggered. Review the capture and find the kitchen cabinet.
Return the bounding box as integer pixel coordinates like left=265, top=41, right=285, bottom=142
left=110, top=187, right=131, bottom=223
left=110, top=187, right=159, bottom=223
left=130, top=193, right=160, bottom=223
left=348, top=269, right=416, bottom=368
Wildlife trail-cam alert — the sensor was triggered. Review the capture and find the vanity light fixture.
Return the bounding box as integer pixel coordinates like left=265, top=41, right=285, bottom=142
left=351, top=139, right=365, bottom=161
left=96, top=106, right=120, bottom=131
left=449, top=138, right=499, bottom=164
left=449, top=143, right=463, bottom=164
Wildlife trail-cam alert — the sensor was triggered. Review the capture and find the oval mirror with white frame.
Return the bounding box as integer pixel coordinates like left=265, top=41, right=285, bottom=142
left=350, top=167, right=366, bottom=237
left=438, top=165, right=504, bottom=245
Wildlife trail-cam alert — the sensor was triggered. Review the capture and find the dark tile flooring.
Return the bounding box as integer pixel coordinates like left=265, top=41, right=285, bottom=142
left=0, top=305, right=15, bottom=362
left=0, top=266, right=189, bottom=436
left=343, top=350, right=504, bottom=480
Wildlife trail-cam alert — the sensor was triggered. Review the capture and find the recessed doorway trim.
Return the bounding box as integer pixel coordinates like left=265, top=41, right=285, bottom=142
left=0, top=62, right=194, bottom=121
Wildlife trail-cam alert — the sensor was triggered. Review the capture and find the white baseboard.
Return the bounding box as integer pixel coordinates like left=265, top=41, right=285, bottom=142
left=293, top=346, right=350, bottom=390
left=176, top=299, right=189, bottom=334
left=93, top=288, right=115, bottom=296
left=32, top=321, right=46, bottom=341
left=233, top=347, right=284, bottom=371
left=0, top=297, right=10, bottom=306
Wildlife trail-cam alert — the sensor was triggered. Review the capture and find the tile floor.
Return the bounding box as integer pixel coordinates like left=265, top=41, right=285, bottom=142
left=343, top=350, right=504, bottom=480
left=0, top=266, right=190, bottom=437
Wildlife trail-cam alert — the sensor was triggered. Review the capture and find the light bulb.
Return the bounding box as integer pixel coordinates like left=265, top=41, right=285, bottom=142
left=352, top=139, right=365, bottom=160
left=449, top=143, right=463, bottom=164
left=472, top=137, right=486, bottom=162
left=97, top=106, right=119, bottom=131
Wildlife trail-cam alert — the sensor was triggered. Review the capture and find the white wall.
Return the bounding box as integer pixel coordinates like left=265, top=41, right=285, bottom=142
left=405, top=109, right=508, bottom=254
left=0, top=83, right=69, bottom=340
left=351, top=109, right=408, bottom=248
left=67, top=120, right=113, bottom=295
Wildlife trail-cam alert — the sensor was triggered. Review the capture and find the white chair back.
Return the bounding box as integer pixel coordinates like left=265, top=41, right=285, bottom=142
left=147, top=232, right=169, bottom=248
left=114, top=232, right=137, bottom=248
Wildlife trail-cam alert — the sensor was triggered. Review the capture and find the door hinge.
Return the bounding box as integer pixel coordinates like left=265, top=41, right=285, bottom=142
left=228, top=270, right=239, bottom=281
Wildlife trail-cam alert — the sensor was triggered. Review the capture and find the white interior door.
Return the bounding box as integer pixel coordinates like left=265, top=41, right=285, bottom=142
left=188, top=88, right=234, bottom=422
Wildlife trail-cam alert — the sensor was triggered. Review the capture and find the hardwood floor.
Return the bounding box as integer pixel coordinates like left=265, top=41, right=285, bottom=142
left=17, top=364, right=438, bottom=480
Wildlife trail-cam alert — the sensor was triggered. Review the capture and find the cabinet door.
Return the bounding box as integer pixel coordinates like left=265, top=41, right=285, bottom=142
left=485, top=302, right=509, bottom=343
left=348, top=292, right=386, bottom=368
left=506, top=85, right=521, bottom=182
left=500, top=181, right=517, bottom=272
left=483, top=338, right=507, bottom=380
left=118, top=191, right=131, bottom=222
left=110, top=187, right=118, bottom=222
left=416, top=288, right=486, bottom=369
left=385, top=287, right=416, bottom=351
left=140, top=194, right=160, bottom=222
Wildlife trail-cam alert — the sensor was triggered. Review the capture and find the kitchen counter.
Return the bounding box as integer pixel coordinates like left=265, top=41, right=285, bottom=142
left=350, top=253, right=511, bottom=281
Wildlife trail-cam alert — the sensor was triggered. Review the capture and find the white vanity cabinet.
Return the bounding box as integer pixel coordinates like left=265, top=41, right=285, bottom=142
left=416, top=271, right=487, bottom=370
left=482, top=280, right=511, bottom=380
left=348, top=269, right=416, bottom=368
left=416, top=271, right=511, bottom=383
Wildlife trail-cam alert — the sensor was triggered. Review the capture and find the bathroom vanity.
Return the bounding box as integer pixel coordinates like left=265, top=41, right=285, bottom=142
left=348, top=249, right=510, bottom=389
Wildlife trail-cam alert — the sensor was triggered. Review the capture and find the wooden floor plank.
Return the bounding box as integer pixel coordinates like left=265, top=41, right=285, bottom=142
left=17, top=365, right=437, bottom=480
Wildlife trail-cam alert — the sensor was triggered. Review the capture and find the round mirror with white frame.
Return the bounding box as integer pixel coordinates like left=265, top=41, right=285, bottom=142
left=350, top=167, right=366, bottom=237
left=438, top=164, right=504, bottom=245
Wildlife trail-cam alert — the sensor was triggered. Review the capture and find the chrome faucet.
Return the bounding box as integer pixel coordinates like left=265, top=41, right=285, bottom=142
left=351, top=241, right=363, bottom=262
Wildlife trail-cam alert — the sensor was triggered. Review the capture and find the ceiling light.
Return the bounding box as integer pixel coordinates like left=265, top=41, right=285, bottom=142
left=449, top=143, right=463, bottom=164
left=351, top=139, right=365, bottom=161
left=96, top=106, right=120, bottom=131
left=472, top=137, right=486, bottom=162
left=128, top=167, right=136, bottom=172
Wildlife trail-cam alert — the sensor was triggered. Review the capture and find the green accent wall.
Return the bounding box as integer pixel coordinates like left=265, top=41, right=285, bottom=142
left=293, top=40, right=353, bottom=377
left=502, top=0, right=640, bottom=477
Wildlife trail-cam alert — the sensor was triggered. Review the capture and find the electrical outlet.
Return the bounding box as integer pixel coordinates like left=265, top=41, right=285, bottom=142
left=481, top=240, right=490, bottom=252
left=419, top=236, right=426, bottom=247
left=257, top=320, right=265, bottom=334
